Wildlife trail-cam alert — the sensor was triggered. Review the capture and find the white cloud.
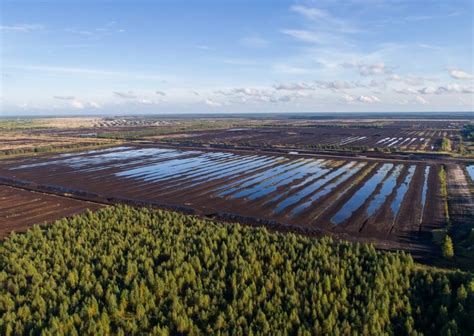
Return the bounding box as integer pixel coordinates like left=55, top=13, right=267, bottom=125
left=272, top=63, right=318, bottom=75
left=65, top=21, right=124, bottom=39
left=281, top=29, right=326, bottom=44
left=418, top=84, right=474, bottom=95
left=138, top=99, right=154, bottom=105
left=417, top=43, right=442, bottom=51
left=0, top=24, right=43, bottom=32
left=282, top=3, right=361, bottom=49
left=457, top=97, right=471, bottom=106
left=417, top=86, right=437, bottom=94
left=291, top=5, right=329, bottom=20
left=415, top=96, right=428, bottom=105
left=449, top=69, right=473, bottom=80
left=388, top=74, right=434, bottom=85
left=343, top=62, right=390, bottom=76
left=271, top=95, right=294, bottom=103
left=341, top=94, right=381, bottom=104
left=357, top=95, right=380, bottom=103
left=434, top=84, right=474, bottom=94
left=275, top=79, right=387, bottom=92
left=342, top=94, right=355, bottom=103
left=214, top=86, right=307, bottom=105
left=273, top=82, right=315, bottom=91
left=396, top=84, right=474, bottom=95
left=368, top=79, right=387, bottom=90
left=213, top=57, right=258, bottom=66
left=290, top=5, right=361, bottom=34
left=216, top=87, right=270, bottom=97
left=71, top=100, right=85, bottom=109
left=205, top=99, right=222, bottom=107
left=275, top=80, right=362, bottom=91
left=65, top=29, right=96, bottom=37
left=394, top=87, right=419, bottom=95
left=388, top=74, right=401, bottom=81
left=54, top=96, right=75, bottom=100
left=88, top=101, right=102, bottom=108
left=53, top=95, right=102, bottom=109
left=113, top=91, right=166, bottom=105
left=316, top=80, right=358, bottom=90
left=239, top=36, right=270, bottom=48
left=114, top=91, right=137, bottom=99
left=196, top=45, right=213, bottom=50
left=403, top=76, right=431, bottom=86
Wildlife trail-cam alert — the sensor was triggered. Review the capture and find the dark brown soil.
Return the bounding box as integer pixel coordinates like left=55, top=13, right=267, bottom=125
left=0, top=185, right=102, bottom=238
left=0, top=143, right=470, bottom=261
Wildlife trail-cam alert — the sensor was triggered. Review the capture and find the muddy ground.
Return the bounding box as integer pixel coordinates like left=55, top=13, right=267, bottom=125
left=0, top=144, right=468, bottom=261
left=155, top=126, right=460, bottom=152
left=0, top=185, right=103, bottom=238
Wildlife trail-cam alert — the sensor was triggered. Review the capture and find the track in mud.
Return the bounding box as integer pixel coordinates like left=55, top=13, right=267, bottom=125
left=0, top=185, right=102, bottom=238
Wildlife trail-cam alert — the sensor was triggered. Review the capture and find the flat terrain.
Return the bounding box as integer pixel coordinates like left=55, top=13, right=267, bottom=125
left=155, top=124, right=461, bottom=152
left=448, top=164, right=474, bottom=221
left=0, top=115, right=472, bottom=263
left=4, top=116, right=470, bottom=155
left=0, top=133, right=113, bottom=153
left=0, top=144, right=466, bottom=258
left=0, top=185, right=102, bottom=237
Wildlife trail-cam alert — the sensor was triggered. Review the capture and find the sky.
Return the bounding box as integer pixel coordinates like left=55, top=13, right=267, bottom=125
left=1, top=0, right=473, bottom=115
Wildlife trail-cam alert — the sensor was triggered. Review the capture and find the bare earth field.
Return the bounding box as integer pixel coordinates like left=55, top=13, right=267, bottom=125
left=155, top=125, right=461, bottom=151
left=447, top=164, right=474, bottom=229
left=0, top=185, right=102, bottom=237
left=0, top=115, right=472, bottom=264
left=0, top=144, right=469, bottom=260
left=0, top=134, right=112, bottom=152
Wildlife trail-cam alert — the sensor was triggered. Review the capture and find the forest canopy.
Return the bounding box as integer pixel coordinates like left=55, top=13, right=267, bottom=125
left=1, top=206, right=473, bottom=335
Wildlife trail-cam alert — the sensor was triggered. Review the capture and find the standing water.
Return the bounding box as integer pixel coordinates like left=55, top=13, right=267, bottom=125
left=390, top=165, right=416, bottom=217
left=419, top=166, right=431, bottom=224
left=365, top=164, right=403, bottom=217
left=331, top=163, right=393, bottom=225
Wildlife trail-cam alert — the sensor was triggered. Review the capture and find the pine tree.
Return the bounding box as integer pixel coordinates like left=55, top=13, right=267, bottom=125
left=1, top=205, right=472, bottom=335
left=442, top=235, right=454, bottom=259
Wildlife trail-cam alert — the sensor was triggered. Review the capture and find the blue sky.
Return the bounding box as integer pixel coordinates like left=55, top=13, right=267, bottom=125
left=1, top=0, right=473, bottom=115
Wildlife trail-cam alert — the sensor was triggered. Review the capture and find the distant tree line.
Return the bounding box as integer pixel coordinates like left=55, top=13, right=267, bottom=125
left=0, top=142, right=110, bottom=157
left=1, top=206, right=473, bottom=335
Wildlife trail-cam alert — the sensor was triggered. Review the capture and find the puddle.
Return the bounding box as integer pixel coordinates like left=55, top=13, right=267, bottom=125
left=274, top=161, right=356, bottom=214
left=365, top=164, right=403, bottom=217
left=156, top=153, right=244, bottom=181
left=467, top=165, right=474, bottom=181
left=331, top=163, right=394, bottom=225
left=376, top=137, right=391, bottom=144
left=209, top=157, right=284, bottom=194
left=166, top=156, right=274, bottom=189
left=386, top=138, right=403, bottom=147
left=263, top=159, right=327, bottom=204
left=11, top=147, right=179, bottom=170
left=244, top=160, right=323, bottom=201
left=229, top=159, right=311, bottom=199
left=419, top=166, right=430, bottom=223
left=114, top=151, right=236, bottom=182
left=217, top=158, right=295, bottom=197
left=288, top=162, right=365, bottom=216
left=390, top=165, right=416, bottom=216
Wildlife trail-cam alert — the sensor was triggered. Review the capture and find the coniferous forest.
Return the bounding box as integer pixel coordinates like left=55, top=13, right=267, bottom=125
left=1, top=206, right=473, bottom=335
